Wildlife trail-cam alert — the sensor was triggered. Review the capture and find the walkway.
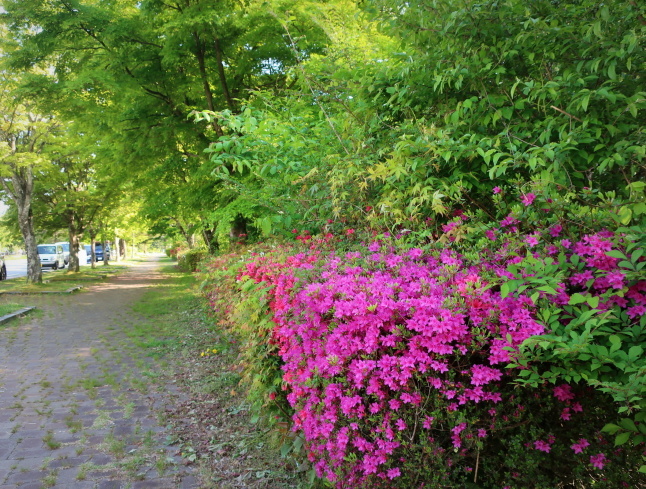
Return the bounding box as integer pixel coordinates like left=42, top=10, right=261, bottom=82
left=0, top=258, right=199, bottom=489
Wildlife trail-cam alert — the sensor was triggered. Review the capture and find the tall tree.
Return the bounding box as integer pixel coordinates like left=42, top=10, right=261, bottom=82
left=0, top=69, right=59, bottom=283
left=33, top=130, right=119, bottom=272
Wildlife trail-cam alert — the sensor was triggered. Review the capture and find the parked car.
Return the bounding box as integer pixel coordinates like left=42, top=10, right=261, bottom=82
left=37, top=244, right=66, bottom=270
left=78, top=245, right=88, bottom=266
left=0, top=253, right=6, bottom=280
left=55, top=242, right=70, bottom=266
left=59, top=243, right=88, bottom=267
left=85, top=244, right=109, bottom=262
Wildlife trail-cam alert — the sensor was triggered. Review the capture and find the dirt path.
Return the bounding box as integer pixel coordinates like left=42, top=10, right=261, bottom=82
left=0, top=257, right=199, bottom=489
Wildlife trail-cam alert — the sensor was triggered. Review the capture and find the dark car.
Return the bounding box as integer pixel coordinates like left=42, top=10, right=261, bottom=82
left=85, top=244, right=110, bottom=262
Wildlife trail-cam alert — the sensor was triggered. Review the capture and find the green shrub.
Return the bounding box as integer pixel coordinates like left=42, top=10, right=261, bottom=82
left=177, top=248, right=208, bottom=272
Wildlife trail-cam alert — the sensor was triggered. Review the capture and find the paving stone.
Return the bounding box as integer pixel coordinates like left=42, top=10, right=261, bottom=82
left=64, top=482, right=97, bottom=489
left=179, top=475, right=200, bottom=488
left=48, top=455, right=90, bottom=469
left=5, top=469, right=48, bottom=484
left=54, top=466, right=83, bottom=485
left=131, top=480, right=174, bottom=488
left=15, top=483, right=45, bottom=489
left=97, top=481, right=126, bottom=489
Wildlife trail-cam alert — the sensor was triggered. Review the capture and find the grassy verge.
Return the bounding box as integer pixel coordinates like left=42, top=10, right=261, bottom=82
left=0, top=264, right=129, bottom=293
left=0, top=302, right=26, bottom=316
left=123, top=263, right=307, bottom=489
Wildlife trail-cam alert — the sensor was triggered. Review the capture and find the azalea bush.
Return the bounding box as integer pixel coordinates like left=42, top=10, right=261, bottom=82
left=197, top=206, right=644, bottom=488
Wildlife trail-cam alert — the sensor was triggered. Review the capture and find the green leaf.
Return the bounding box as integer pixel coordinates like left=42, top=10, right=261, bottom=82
left=586, top=296, right=599, bottom=308
left=628, top=346, right=643, bottom=361
left=619, top=418, right=638, bottom=432
left=569, top=293, right=587, bottom=305
left=609, top=335, right=621, bottom=353
left=606, top=250, right=627, bottom=259
left=602, top=423, right=620, bottom=434
left=615, top=432, right=630, bottom=446
left=537, top=285, right=557, bottom=295
left=501, top=282, right=510, bottom=298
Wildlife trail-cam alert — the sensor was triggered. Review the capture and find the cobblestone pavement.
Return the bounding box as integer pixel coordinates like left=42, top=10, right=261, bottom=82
left=0, top=258, right=199, bottom=489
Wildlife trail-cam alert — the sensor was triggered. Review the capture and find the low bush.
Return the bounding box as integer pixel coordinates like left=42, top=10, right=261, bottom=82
left=177, top=248, right=208, bottom=272
left=166, top=247, right=182, bottom=259
left=197, top=190, right=645, bottom=488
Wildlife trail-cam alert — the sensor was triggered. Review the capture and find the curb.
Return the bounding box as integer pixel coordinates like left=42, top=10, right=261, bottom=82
left=0, top=306, right=36, bottom=324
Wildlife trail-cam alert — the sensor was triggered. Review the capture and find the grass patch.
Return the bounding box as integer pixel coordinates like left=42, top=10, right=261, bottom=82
left=48, top=265, right=129, bottom=282
left=126, top=265, right=201, bottom=358
left=43, top=431, right=61, bottom=450
left=0, top=302, right=26, bottom=316
left=64, top=415, right=83, bottom=433
left=0, top=264, right=129, bottom=293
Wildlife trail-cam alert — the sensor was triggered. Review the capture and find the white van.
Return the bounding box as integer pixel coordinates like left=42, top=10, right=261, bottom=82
left=37, top=244, right=66, bottom=270
left=78, top=245, right=88, bottom=266
left=55, top=242, right=70, bottom=266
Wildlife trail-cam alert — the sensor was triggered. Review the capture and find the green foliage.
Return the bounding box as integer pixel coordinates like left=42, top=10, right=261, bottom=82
left=196, top=248, right=305, bottom=461
left=350, top=0, right=644, bottom=224
left=176, top=248, right=208, bottom=273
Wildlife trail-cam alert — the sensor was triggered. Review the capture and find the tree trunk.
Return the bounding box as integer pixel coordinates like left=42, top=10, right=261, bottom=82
left=202, top=228, right=218, bottom=254
left=173, top=218, right=195, bottom=249
left=67, top=212, right=82, bottom=272
left=103, top=240, right=110, bottom=266
left=213, top=36, right=235, bottom=112
left=193, top=31, right=223, bottom=136
left=1, top=163, right=41, bottom=283
left=89, top=231, right=97, bottom=269
left=114, top=237, right=121, bottom=262
left=18, top=206, right=42, bottom=284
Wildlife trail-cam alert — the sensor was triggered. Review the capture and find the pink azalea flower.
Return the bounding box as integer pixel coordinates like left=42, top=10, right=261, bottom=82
left=627, top=305, right=646, bottom=319
left=534, top=440, right=551, bottom=453
left=493, top=186, right=501, bottom=194
left=553, top=384, right=575, bottom=402
left=571, top=438, right=590, bottom=454
left=590, top=453, right=607, bottom=469
left=521, top=193, right=536, bottom=206
left=549, top=224, right=563, bottom=237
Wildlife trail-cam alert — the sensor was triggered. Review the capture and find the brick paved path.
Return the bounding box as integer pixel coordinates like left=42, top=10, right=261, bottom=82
left=0, top=258, right=199, bottom=489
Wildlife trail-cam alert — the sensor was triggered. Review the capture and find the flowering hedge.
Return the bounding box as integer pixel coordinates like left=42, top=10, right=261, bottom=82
left=199, top=211, right=645, bottom=487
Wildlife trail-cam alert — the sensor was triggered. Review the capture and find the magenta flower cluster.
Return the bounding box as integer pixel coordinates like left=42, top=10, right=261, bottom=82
left=220, top=220, right=644, bottom=487
left=240, top=242, right=553, bottom=484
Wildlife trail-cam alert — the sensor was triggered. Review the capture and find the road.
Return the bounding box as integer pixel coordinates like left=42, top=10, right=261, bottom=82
left=5, top=257, right=30, bottom=280
left=3, top=257, right=91, bottom=280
